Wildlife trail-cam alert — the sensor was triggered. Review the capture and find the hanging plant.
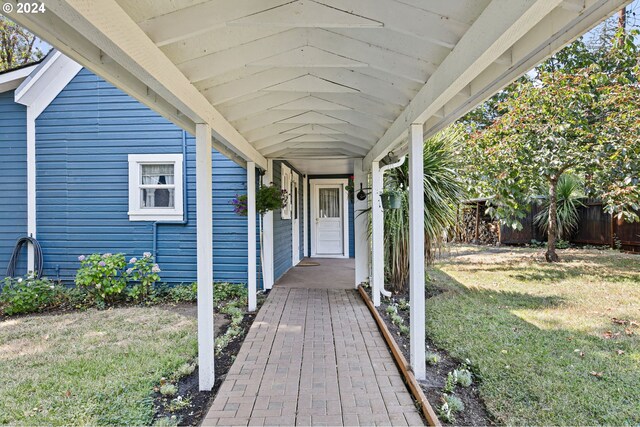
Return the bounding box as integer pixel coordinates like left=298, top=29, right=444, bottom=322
left=257, top=183, right=286, bottom=214
left=380, top=189, right=403, bottom=209
left=230, top=194, right=248, bottom=216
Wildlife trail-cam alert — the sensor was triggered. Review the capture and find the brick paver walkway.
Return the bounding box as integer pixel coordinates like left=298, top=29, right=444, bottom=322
left=203, top=287, right=425, bottom=426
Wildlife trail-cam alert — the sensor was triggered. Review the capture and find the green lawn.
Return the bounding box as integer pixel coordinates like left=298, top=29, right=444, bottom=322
left=0, top=306, right=198, bottom=425
left=428, top=245, right=640, bottom=425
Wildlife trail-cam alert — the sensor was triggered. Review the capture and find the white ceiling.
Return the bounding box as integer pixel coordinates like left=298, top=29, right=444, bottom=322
left=114, top=0, right=490, bottom=162
left=7, top=0, right=631, bottom=174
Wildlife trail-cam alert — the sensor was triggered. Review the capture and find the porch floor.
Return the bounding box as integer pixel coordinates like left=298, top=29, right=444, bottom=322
left=203, top=260, right=425, bottom=426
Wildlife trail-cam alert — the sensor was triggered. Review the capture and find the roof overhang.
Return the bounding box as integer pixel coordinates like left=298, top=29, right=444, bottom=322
left=0, top=64, right=38, bottom=93
left=4, top=0, right=631, bottom=173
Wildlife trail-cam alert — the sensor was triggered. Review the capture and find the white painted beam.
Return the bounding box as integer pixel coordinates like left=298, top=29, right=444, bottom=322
left=371, top=161, right=384, bottom=306
left=303, top=175, right=309, bottom=257
left=195, top=123, right=215, bottom=391
left=262, top=160, right=275, bottom=289
left=354, top=159, right=369, bottom=289
left=247, top=162, right=257, bottom=312
left=364, top=0, right=564, bottom=165
left=408, top=123, right=426, bottom=381
left=15, top=0, right=267, bottom=170
left=26, top=107, right=36, bottom=272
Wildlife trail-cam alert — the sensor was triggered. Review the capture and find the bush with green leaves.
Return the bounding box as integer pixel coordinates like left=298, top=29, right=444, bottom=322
left=0, top=275, right=60, bottom=316
left=75, top=253, right=127, bottom=304
left=126, top=253, right=161, bottom=302
left=164, top=283, right=197, bottom=303
left=385, top=305, right=397, bottom=315
left=444, top=371, right=457, bottom=394
left=159, top=383, right=177, bottom=397
left=397, top=298, right=410, bottom=311
left=426, top=351, right=441, bottom=366
left=214, top=282, right=248, bottom=306
left=399, top=324, right=410, bottom=336
left=454, top=368, right=473, bottom=387
left=438, top=394, right=464, bottom=423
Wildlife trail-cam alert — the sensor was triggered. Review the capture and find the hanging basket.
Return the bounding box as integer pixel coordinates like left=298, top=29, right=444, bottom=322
left=380, top=193, right=401, bottom=209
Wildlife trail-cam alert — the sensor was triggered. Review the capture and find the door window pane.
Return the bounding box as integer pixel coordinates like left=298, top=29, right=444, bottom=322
left=319, top=188, right=340, bottom=218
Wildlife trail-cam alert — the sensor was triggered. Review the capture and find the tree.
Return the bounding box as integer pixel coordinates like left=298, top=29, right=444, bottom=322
left=466, top=29, right=640, bottom=262
left=0, top=16, right=44, bottom=71
left=381, top=127, right=466, bottom=291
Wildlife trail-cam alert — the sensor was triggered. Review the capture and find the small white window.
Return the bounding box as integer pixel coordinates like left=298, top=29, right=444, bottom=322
left=281, top=164, right=292, bottom=220
left=128, top=154, right=183, bottom=221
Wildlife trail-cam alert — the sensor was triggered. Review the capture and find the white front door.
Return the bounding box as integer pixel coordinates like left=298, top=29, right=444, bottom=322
left=314, top=184, right=344, bottom=256
left=291, top=172, right=300, bottom=265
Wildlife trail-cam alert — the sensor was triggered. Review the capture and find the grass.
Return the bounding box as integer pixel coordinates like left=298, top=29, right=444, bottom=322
left=0, top=306, right=197, bottom=426
left=427, top=245, right=640, bottom=425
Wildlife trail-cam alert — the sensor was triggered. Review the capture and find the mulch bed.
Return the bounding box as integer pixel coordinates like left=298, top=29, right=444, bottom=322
left=367, top=286, right=496, bottom=426
left=152, top=293, right=268, bottom=426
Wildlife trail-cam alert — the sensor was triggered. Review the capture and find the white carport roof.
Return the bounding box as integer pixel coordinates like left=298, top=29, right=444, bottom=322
left=5, top=0, right=631, bottom=173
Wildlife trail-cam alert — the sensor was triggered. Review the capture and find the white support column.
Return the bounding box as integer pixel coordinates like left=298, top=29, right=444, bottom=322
left=354, top=159, right=368, bottom=288
left=302, top=175, right=309, bottom=258
left=409, top=123, right=426, bottom=380
left=196, top=123, right=215, bottom=391
left=26, top=107, right=36, bottom=272
left=371, top=160, right=384, bottom=306
left=247, top=162, right=257, bottom=312
left=262, top=159, right=275, bottom=289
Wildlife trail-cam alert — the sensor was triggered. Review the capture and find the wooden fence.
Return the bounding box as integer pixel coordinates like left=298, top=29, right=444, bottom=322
left=465, top=200, right=640, bottom=252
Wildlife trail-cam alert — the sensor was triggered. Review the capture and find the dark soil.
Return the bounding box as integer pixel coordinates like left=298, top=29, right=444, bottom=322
left=151, top=304, right=262, bottom=426
left=366, top=286, right=496, bottom=426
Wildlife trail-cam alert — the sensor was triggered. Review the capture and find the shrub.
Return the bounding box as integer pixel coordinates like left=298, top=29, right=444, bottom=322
left=397, top=298, right=410, bottom=311
left=75, top=253, right=127, bottom=305
left=426, top=351, right=441, bottom=366
left=390, top=313, right=404, bottom=326
left=443, top=394, right=465, bottom=412
left=214, top=282, right=247, bottom=305
left=153, top=416, right=179, bottom=427
left=126, top=253, right=161, bottom=302
left=444, top=371, right=456, bottom=394
left=454, top=368, right=473, bottom=387
left=0, top=275, right=60, bottom=316
left=159, top=383, right=177, bottom=397
left=399, top=324, right=410, bottom=335
left=163, top=283, right=197, bottom=303
left=175, top=363, right=195, bottom=379
left=385, top=305, right=397, bottom=315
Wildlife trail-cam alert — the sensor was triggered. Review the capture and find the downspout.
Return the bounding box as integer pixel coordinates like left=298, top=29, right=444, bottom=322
left=152, top=131, right=189, bottom=261
left=377, top=155, right=406, bottom=298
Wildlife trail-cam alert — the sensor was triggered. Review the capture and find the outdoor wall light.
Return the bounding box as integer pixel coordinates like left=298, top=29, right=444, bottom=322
left=356, top=183, right=370, bottom=201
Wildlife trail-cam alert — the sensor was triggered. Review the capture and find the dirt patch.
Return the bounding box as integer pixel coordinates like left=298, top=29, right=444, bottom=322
left=151, top=308, right=257, bottom=426
left=366, top=286, right=496, bottom=426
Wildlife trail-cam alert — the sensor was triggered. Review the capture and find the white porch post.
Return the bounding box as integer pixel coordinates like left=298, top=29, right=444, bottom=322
left=196, top=123, right=215, bottom=391
left=262, top=159, right=275, bottom=289
left=354, top=159, right=368, bottom=288
left=247, top=162, right=257, bottom=312
left=303, top=175, right=309, bottom=258
left=371, top=160, right=384, bottom=306
left=409, top=123, right=426, bottom=380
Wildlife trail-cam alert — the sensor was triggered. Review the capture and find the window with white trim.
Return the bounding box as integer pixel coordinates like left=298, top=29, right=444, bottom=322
left=128, top=154, right=184, bottom=221
left=281, top=164, right=292, bottom=219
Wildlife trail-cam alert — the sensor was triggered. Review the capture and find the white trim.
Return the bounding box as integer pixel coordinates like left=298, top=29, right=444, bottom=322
left=262, top=159, right=275, bottom=289
left=127, top=153, right=184, bottom=221
left=310, top=178, right=349, bottom=259
left=371, top=161, right=383, bottom=306
left=26, top=107, right=36, bottom=271
left=408, top=123, right=426, bottom=380
left=0, top=65, right=37, bottom=93
left=291, top=170, right=300, bottom=265
left=196, top=123, right=215, bottom=391
left=280, top=163, right=292, bottom=219
left=13, top=51, right=82, bottom=272
left=302, top=175, right=309, bottom=257
left=353, top=159, right=368, bottom=288
left=247, top=162, right=257, bottom=312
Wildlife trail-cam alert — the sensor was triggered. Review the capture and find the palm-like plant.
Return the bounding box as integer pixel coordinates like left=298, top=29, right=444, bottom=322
left=534, top=173, right=586, bottom=240
left=382, top=128, right=466, bottom=292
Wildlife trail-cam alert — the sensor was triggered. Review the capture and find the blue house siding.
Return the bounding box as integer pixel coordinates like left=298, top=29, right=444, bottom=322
left=35, top=69, right=251, bottom=284
left=272, top=161, right=292, bottom=281
left=0, top=90, right=28, bottom=277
